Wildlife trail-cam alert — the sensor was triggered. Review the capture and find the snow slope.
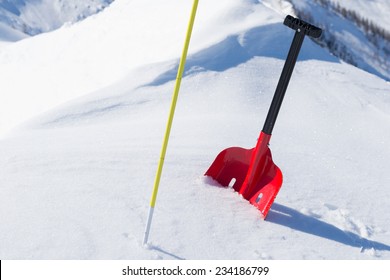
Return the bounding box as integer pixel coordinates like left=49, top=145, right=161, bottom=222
left=331, top=0, right=390, bottom=31
left=0, top=0, right=113, bottom=39
left=0, top=21, right=27, bottom=42
left=0, top=0, right=390, bottom=260
left=264, top=0, right=390, bottom=81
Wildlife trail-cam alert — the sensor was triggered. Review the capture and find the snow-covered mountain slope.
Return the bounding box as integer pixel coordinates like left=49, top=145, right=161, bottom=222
left=264, top=0, right=390, bottom=81
left=0, top=0, right=275, bottom=137
left=331, top=0, right=390, bottom=31
left=0, top=21, right=27, bottom=42
left=0, top=0, right=389, bottom=260
left=0, top=0, right=113, bottom=41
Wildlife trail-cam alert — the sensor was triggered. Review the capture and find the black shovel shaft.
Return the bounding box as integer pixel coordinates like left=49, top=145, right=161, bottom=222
left=262, top=15, right=322, bottom=135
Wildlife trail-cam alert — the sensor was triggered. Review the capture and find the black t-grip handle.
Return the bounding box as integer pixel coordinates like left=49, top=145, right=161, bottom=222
left=262, top=15, right=323, bottom=135
left=284, top=15, right=322, bottom=38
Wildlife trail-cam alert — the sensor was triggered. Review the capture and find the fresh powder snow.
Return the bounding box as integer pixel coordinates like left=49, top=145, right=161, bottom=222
left=0, top=0, right=389, bottom=260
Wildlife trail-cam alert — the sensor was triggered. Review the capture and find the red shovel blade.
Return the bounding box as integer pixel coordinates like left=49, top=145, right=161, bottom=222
left=205, top=132, right=283, bottom=218
left=205, top=147, right=254, bottom=190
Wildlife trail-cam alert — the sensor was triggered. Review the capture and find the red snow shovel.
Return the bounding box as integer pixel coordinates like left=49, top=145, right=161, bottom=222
left=205, top=15, right=322, bottom=218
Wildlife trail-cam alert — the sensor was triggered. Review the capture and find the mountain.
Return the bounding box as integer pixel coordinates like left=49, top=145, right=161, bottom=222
left=264, top=0, right=390, bottom=80
left=0, top=0, right=113, bottom=41
left=0, top=0, right=389, bottom=260
left=331, top=0, right=390, bottom=30
left=2, top=0, right=389, bottom=80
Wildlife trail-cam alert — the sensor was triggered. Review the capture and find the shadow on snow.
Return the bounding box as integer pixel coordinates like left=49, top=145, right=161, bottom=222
left=268, top=203, right=390, bottom=252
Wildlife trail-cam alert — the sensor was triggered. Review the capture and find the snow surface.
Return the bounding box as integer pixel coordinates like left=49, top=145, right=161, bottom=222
left=331, top=0, right=390, bottom=31
left=0, top=0, right=390, bottom=259
left=0, top=0, right=113, bottom=38
left=264, top=0, right=390, bottom=81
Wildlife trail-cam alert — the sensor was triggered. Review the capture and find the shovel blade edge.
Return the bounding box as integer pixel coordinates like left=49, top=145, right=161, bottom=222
left=248, top=165, right=283, bottom=218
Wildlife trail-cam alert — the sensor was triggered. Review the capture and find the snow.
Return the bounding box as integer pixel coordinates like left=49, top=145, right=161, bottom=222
left=331, top=0, right=390, bottom=31
left=264, top=0, right=390, bottom=81
left=0, top=0, right=113, bottom=36
left=0, top=21, right=27, bottom=42
left=0, top=0, right=390, bottom=260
